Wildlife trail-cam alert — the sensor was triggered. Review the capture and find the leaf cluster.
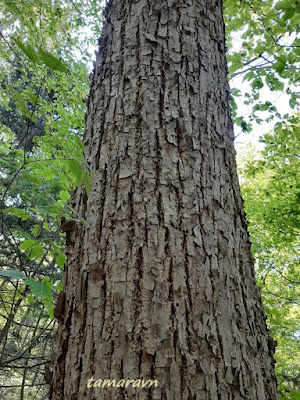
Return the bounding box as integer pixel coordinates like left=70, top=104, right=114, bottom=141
left=238, top=115, right=300, bottom=398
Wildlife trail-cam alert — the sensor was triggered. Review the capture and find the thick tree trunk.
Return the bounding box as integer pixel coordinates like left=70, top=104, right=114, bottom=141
left=51, top=0, right=278, bottom=399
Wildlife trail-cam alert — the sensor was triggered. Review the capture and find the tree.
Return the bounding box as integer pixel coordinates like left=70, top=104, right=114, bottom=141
left=50, top=0, right=278, bottom=399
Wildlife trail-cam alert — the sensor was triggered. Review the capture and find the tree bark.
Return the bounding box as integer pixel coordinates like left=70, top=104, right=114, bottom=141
left=51, top=0, right=278, bottom=399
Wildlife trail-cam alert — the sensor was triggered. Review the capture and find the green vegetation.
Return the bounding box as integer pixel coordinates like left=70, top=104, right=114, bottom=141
left=237, top=115, right=300, bottom=398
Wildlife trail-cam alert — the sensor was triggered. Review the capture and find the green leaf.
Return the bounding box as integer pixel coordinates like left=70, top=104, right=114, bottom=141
left=22, top=171, right=42, bottom=185
left=273, top=62, right=286, bottom=74
left=59, top=190, right=70, bottom=202
left=27, top=92, right=38, bottom=105
left=3, top=207, right=30, bottom=221
left=273, top=79, right=284, bottom=91
left=79, top=217, right=87, bottom=226
left=254, top=102, right=271, bottom=112
left=27, top=294, right=34, bottom=304
left=228, top=52, right=244, bottom=75
left=13, top=38, right=40, bottom=63
left=25, top=277, right=53, bottom=318
left=42, top=166, right=56, bottom=179
left=289, top=95, right=298, bottom=109
left=85, top=173, right=92, bottom=195
left=235, top=117, right=244, bottom=126
left=34, top=204, right=63, bottom=217
left=15, top=99, right=31, bottom=119
left=32, top=224, right=40, bottom=237
left=43, top=222, right=51, bottom=231
left=38, top=48, right=70, bottom=74
left=74, top=135, right=85, bottom=152
left=243, top=71, right=255, bottom=82
left=28, top=244, right=44, bottom=259
left=251, top=78, right=264, bottom=90
left=25, top=278, right=52, bottom=298
left=290, top=391, right=300, bottom=400
left=290, top=13, right=300, bottom=25
left=0, top=269, right=25, bottom=280
left=67, top=159, right=84, bottom=184
left=19, top=239, right=37, bottom=251
left=56, top=252, right=66, bottom=269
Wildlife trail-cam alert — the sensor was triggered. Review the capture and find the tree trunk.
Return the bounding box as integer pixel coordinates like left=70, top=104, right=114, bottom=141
left=51, top=0, right=278, bottom=399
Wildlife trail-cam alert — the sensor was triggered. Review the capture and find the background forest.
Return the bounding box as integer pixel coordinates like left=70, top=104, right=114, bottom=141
left=0, top=0, right=299, bottom=399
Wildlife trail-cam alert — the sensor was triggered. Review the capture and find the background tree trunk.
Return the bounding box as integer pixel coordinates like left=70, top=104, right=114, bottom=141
left=51, top=0, right=278, bottom=398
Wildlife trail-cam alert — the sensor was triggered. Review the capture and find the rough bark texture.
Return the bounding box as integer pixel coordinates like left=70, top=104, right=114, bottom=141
left=51, top=0, right=278, bottom=399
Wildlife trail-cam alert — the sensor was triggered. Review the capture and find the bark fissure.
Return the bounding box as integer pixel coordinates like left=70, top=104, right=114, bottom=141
left=51, top=0, right=278, bottom=399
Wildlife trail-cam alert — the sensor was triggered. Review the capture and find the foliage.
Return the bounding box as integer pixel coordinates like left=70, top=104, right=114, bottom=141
left=0, top=0, right=100, bottom=397
left=237, top=115, right=300, bottom=398
left=224, top=0, right=300, bottom=132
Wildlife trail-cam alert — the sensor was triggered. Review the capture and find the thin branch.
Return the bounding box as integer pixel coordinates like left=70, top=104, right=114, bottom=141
left=0, top=383, right=48, bottom=388
left=262, top=287, right=300, bottom=304
left=0, top=32, right=25, bottom=64
left=22, top=75, right=46, bottom=162
left=231, top=62, right=272, bottom=79
left=0, top=319, right=55, bottom=366
left=0, top=360, right=49, bottom=369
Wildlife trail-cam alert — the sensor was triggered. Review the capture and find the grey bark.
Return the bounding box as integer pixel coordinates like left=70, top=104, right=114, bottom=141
left=51, top=0, right=278, bottom=399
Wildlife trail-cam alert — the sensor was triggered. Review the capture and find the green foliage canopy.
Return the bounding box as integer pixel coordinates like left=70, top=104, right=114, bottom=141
left=237, top=115, right=300, bottom=398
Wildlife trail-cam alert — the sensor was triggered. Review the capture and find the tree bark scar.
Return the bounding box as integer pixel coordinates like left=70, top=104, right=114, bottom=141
left=44, top=365, right=53, bottom=384
left=89, top=261, right=102, bottom=283
left=141, top=349, right=153, bottom=363
left=60, top=217, right=76, bottom=233
left=54, top=291, right=66, bottom=321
